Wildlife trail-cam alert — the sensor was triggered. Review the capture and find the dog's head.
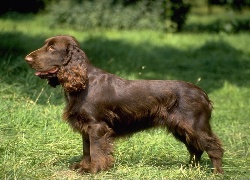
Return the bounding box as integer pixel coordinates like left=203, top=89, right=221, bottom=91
left=25, top=35, right=88, bottom=92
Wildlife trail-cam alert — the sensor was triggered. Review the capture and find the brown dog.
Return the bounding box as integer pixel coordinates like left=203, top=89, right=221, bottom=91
left=25, top=35, right=223, bottom=174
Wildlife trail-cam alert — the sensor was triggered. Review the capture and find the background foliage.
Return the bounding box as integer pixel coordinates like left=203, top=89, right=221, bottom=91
left=46, top=0, right=190, bottom=31
left=1, top=0, right=250, bottom=32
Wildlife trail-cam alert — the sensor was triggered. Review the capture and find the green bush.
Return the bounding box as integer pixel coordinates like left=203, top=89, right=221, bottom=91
left=185, top=18, right=250, bottom=33
left=46, top=0, right=190, bottom=31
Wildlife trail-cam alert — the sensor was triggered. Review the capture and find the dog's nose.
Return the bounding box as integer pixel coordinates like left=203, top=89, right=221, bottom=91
left=25, top=55, right=33, bottom=62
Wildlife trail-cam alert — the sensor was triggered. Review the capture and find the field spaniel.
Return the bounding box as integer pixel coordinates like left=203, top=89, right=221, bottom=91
left=25, top=35, right=223, bottom=174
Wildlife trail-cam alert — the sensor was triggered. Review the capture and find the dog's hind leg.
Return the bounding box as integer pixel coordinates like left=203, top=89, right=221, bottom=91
left=171, top=130, right=204, bottom=167
left=198, top=132, right=224, bottom=174
left=191, top=113, right=224, bottom=174
left=168, top=113, right=223, bottom=173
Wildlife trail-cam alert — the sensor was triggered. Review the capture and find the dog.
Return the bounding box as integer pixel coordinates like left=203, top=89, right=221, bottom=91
left=25, top=35, right=223, bottom=174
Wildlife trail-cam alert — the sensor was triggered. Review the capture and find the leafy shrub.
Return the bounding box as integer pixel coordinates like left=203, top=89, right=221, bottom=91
left=208, top=0, right=250, bottom=11
left=46, top=0, right=190, bottom=31
left=185, top=18, right=250, bottom=33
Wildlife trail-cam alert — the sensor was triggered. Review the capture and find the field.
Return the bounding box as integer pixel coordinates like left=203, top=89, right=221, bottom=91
left=0, top=9, right=250, bottom=179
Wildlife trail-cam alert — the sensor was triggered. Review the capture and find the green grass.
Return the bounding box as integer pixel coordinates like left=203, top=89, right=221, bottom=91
left=0, top=11, right=250, bottom=179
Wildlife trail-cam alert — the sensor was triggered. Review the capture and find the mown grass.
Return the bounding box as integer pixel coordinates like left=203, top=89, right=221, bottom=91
left=0, top=11, right=250, bottom=179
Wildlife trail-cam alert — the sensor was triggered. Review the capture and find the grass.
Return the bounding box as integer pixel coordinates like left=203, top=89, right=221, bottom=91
left=0, top=9, right=250, bottom=179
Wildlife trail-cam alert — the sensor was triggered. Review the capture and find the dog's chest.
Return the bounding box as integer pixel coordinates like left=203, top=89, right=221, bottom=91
left=63, top=92, right=89, bottom=133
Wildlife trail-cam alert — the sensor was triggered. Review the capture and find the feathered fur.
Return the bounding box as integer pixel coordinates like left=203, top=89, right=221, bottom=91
left=25, top=35, right=224, bottom=174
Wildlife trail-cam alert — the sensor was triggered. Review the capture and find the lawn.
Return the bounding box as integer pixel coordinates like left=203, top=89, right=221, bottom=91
left=0, top=11, right=249, bottom=179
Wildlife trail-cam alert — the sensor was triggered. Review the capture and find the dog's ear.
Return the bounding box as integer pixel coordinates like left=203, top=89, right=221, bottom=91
left=62, top=44, right=75, bottom=65
left=57, top=45, right=88, bottom=92
left=62, top=35, right=81, bottom=65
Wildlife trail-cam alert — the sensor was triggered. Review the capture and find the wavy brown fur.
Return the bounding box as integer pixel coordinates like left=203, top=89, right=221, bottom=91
left=25, top=35, right=224, bottom=174
left=57, top=46, right=88, bottom=92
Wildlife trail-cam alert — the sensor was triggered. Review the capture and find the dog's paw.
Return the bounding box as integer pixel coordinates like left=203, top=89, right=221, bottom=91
left=70, top=157, right=91, bottom=174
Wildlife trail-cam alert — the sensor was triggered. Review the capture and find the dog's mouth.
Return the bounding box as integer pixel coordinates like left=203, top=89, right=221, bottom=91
left=35, top=67, right=59, bottom=79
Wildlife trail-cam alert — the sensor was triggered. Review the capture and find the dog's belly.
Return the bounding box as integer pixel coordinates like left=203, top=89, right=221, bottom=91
left=111, top=116, right=156, bottom=136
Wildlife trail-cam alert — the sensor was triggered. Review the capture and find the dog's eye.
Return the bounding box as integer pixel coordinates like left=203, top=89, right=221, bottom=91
left=48, top=45, right=55, bottom=51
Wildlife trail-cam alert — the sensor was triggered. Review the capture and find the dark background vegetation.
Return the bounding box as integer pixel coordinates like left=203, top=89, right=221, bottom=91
left=1, top=0, right=250, bottom=32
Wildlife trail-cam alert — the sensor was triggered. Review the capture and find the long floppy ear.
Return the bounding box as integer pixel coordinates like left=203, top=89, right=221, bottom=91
left=57, top=45, right=88, bottom=92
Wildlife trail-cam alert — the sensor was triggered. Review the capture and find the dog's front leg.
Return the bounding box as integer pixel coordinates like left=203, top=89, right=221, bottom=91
left=87, top=122, right=114, bottom=173
left=71, top=133, right=91, bottom=173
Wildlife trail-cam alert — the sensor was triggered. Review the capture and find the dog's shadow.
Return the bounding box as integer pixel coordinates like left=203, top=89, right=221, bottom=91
left=52, top=129, right=213, bottom=173
left=54, top=154, right=212, bottom=174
